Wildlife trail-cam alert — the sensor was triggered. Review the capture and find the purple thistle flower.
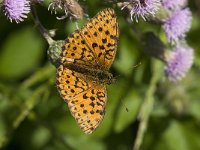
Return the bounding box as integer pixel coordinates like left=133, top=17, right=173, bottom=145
left=122, top=0, right=161, bottom=22
left=165, top=45, right=194, bottom=82
left=163, top=8, right=192, bottom=44
left=3, top=0, right=30, bottom=23
left=161, top=0, right=187, bottom=10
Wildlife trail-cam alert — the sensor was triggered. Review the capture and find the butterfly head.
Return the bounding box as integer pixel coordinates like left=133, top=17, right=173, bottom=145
left=97, top=71, right=115, bottom=85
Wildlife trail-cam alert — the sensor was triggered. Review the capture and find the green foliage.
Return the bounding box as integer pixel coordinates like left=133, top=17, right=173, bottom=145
left=0, top=1, right=200, bottom=150
left=0, top=26, right=45, bottom=80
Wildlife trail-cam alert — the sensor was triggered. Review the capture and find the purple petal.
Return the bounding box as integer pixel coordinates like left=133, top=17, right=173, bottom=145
left=3, top=0, right=30, bottom=23
left=165, top=44, right=194, bottom=82
left=163, top=8, right=192, bottom=44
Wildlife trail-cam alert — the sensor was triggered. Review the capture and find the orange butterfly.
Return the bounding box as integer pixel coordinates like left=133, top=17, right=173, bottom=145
left=56, top=8, right=119, bottom=134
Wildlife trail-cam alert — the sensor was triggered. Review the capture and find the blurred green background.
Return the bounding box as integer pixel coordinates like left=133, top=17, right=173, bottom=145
left=0, top=0, right=200, bottom=150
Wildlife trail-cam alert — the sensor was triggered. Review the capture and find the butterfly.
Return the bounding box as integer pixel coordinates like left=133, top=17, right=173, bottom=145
left=56, top=8, right=119, bottom=134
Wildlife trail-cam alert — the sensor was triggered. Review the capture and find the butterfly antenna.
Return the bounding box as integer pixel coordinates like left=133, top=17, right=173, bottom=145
left=120, top=98, right=129, bottom=112
left=114, top=62, right=141, bottom=81
left=126, top=62, right=142, bottom=72
left=115, top=74, right=121, bottom=80
left=133, top=62, right=142, bottom=68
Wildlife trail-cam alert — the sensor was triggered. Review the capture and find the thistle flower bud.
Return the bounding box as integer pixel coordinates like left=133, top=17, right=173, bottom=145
left=47, top=40, right=65, bottom=67
left=48, top=0, right=84, bottom=20
left=142, top=32, right=166, bottom=61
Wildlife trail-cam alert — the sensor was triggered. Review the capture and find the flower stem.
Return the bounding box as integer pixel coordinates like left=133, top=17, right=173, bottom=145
left=133, top=59, right=162, bottom=150
left=30, top=5, right=54, bottom=45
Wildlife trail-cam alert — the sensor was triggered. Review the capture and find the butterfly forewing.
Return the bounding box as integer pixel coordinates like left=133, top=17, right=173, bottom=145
left=80, top=8, right=118, bottom=69
left=61, top=31, right=97, bottom=66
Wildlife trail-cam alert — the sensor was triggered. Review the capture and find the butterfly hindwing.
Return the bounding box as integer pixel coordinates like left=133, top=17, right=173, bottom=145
left=57, top=65, right=107, bottom=134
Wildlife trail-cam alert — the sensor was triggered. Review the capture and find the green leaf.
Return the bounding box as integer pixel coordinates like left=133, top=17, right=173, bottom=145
left=159, top=120, right=189, bottom=150
left=89, top=79, right=129, bottom=138
left=65, top=136, right=106, bottom=150
left=114, top=35, right=138, bottom=77
left=114, top=87, right=142, bottom=133
left=0, top=26, right=45, bottom=80
left=189, top=99, right=200, bottom=121
left=31, top=126, right=51, bottom=149
left=144, top=119, right=200, bottom=150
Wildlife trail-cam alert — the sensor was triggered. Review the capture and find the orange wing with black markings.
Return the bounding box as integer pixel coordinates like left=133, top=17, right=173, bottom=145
left=57, top=66, right=107, bottom=134
left=56, top=8, right=118, bottom=134
left=61, top=8, right=118, bottom=69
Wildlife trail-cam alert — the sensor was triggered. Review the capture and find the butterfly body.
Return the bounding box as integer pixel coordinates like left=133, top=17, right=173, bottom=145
left=56, top=8, right=118, bottom=134
left=64, top=62, right=114, bottom=84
